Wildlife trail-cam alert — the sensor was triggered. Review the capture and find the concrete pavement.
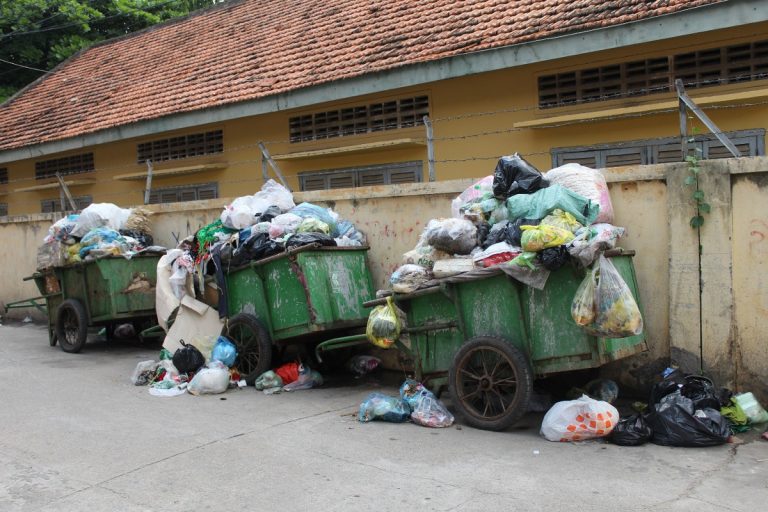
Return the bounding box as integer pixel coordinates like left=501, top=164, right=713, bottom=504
left=0, top=323, right=766, bottom=512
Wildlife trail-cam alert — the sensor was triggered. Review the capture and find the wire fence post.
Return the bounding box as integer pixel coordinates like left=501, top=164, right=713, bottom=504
left=675, top=79, right=741, bottom=158
left=143, top=159, right=153, bottom=205
left=261, top=152, right=269, bottom=184
left=424, top=115, right=435, bottom=181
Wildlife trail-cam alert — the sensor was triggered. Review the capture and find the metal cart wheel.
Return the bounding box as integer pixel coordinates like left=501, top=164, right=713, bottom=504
left=224, top=313, right=272, bottom=385
left=448, top=336, right=533, bottom=431
left=55, top=299, right=89, bottom=353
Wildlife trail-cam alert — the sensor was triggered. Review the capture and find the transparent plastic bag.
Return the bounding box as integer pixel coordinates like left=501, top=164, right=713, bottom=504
left=254, top=370, right=283, bottom=391
left=358, top=393, right=411, bottom=423
left=581, top=255, right=643, bottom=338
left=520, top=224, right=574, bottom=252
left=296, top=217, right=330, bottom=234
left=540, top=209, right=582, bottom=233
left=366, top=297, right=401, bottom=349
left=423, top=218, right=477, bottom=255
left=402, top=238, right=451, bottom=270
left=451, top=175, right=494, bottom=218
left=187, top=361, right=230, bottom=395
left=540, top=395, right=619, bottom=442
left=571, top=265, right=598, bottom=327
left=399, top=379, right=454, bottom=428
left=390, top=264, right=430, bottom=293
left=568, top=224, right=625, bottom=267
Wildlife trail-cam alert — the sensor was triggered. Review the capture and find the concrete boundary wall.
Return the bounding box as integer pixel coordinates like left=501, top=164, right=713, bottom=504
left=1, top=158, right=765, bottom=401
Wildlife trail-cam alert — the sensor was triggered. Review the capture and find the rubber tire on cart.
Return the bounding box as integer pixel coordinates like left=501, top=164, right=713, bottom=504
left=448, top=336, right=533, bottom=431
left=55, top=299, right=89, bottom=353
left=224, top=313, right=272, bottom=385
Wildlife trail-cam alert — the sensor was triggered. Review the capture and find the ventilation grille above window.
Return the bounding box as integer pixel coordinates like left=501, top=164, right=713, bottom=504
left=299, top=162, right=423, bottom=191
left=0, top=203, right=7, bottom=217
left=539, top=39, right=768, bottom=108
left=0, top=168, right=7, bottom=184
left=41, top=195, right=92, bottom=214
left=35, top=154, right=94, bottom=180
left=138, top=130, right=223, bottom=164
left=289, top=96, right=429, bottom=143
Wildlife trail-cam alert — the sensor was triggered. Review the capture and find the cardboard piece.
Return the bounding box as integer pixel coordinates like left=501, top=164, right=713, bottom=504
left=162, top=295, right=224, bottom=359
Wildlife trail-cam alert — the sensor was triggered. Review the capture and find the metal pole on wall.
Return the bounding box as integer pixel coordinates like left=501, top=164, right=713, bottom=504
left=424, top=115, right=436, bottom=181
left=258, top=142, right=290, bottom=190
left=55, top=172, right=78, bottom=211
left=143, top=160, right=154, bottom=205
left=675, top=79, right=741, bottom=159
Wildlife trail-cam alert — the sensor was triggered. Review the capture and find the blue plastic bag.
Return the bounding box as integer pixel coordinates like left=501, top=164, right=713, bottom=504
left=211, top=336, right=237, bottom=367
left=290, top=203, right=339, bottom=236
left=358, top=392, right=411, bottom=423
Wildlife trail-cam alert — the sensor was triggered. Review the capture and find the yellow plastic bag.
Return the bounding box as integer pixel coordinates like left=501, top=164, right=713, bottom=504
left=574, top=256, right=643, bottom=338
left=541, top=209, right=583, bottom=233
left=366, top=297, right=401, bottom=349
left=571, top=265, right=597, bottom=326
left=520, top=224, right=574, bottom=252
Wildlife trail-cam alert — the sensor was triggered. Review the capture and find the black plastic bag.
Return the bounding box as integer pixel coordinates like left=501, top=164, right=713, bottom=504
left=119, top=229, right=154, bottom=247
left=650, top=368, right=687, bottom=405
left=539, top=245, right=570, bottom=271
left=230, top=233, right=284, bottom=267
left=257, top=205, right=282, bottom=223
left=492, top=153, right=547, bottom=199
left=475, top=221, right=490, bottom=248
left=610, top=414, right=652, bottom=446
left=647, top=405, right=730, bottom=447
left=285, top=232, right=337, bottom=250
left=482, top=218, right=539, bottom=249
left=172, top=341, right=205, bottom=375
left=681, top=375, right=721, bottom=410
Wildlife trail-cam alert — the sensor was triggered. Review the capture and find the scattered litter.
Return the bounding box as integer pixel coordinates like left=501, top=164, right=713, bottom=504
left=541, top=395, right=619, bottom=442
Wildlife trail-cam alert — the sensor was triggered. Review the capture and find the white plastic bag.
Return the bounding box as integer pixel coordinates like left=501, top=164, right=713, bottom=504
left=451, top=175, right=494, bottom=218
left=71, top=203, right=132, bottom=238
left=541, top=395, right=619, bottom=442
left=545, top=163, right=614, bottom=224
left=187, top=361, right=230, bottom=395
left=402, top=237, right=452, bottom=270
left=568, top=224, right=625, bottom=267
left=390, top=264, right=430, bottom=293
left=220, top=180, right=296, bottom=230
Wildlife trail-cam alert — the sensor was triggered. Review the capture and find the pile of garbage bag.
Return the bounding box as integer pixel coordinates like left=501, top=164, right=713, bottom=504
left=131, top=336, right=244, bottom=397
left=358, top=379, right=454, bottom=428
left=387, top=152, right=641, bottom=340
left=252, top=361, right=324, bottom=394
left=160, top=180, right=367, bottom=318
left=37, top=204, right=162, bottom=269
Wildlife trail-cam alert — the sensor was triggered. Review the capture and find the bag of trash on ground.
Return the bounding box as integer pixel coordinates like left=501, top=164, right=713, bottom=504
left=358, top=392, right=412, bottom=423
left=540, top=395, right=619, bottom=442
left=544, top=163, right=614, bottom=224
left=172, top=340, right=206, bottom=374
left=733, top=392, right=768, bottom=424
left=506, top=184, right=600, bottom=227
left=399, top=379, right=454, bottom=428
left=346, top=355, right=382, bottom=378
left=492, top=153, right=548, bottom=199
left=423, top=218, right=477, bottom=255
left=568, top=224, right=625, bottom=267
left=282, top=363, right=323, bottom=391
left=188, top=361, right=231, bottom=395
left=254, top=370, right=283, bottom=391
left=211, top=336, right=237, bottom=367
left=646, top=389, right=730, bottom=447
left=366, top=297, right=401, bottom=349
left=390, top=264, right=430, bottom=293
left=520, top=224, right=574, bottom=252
left=572, top=255, right=643, bottom=338
left=451, top=175, right=495, bottom=218
left=609, top=414, right=652, bottom=446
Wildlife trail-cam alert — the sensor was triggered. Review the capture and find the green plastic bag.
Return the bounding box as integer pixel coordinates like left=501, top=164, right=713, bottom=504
left=506, top=185, right=600, bottom=226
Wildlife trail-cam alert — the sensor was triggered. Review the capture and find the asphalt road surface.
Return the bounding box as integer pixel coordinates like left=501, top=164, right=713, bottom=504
left=1, top=323, right=766, bottom=511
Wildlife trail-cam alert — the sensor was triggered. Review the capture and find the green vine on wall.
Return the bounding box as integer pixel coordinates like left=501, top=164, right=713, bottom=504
left=684, top=126, right=711, bottom=228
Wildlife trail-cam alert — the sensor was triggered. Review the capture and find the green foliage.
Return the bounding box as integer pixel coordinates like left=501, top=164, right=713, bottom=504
left=0, top=0, right=220, bottom=103
left=683, top=130, right=709, bottom=229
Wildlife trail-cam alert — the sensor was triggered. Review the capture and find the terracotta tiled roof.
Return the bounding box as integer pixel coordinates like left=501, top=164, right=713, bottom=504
left=0, top=0, right=723, bottom=152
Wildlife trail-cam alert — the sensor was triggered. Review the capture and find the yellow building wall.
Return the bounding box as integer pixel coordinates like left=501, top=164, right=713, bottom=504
left=2, top=22, right=768, bottom=215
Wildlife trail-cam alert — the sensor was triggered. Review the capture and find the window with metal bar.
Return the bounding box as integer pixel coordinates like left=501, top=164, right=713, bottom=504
left=551, top=129, right=765, bottom=168
left=299, top=162, right=423, bottom=191
left=0, top=168, right=7, bottom=184
left=0, top=203, right=7, bottom=217
left=289, top=96, right=429, bottom=143
left=35, top=154, right=94, bottom=180
left=137, top=130, right=223, bottom=164
left=147, top=182, right=218, bottom=204
left=539, top=39, right=768, bottom=108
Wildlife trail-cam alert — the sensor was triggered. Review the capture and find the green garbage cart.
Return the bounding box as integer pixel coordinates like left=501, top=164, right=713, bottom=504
left=317, top=250, right=647, bottom=431
left=20, top=254, right=163, bottom=353
left=221, top=244, right=375, bottom=383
